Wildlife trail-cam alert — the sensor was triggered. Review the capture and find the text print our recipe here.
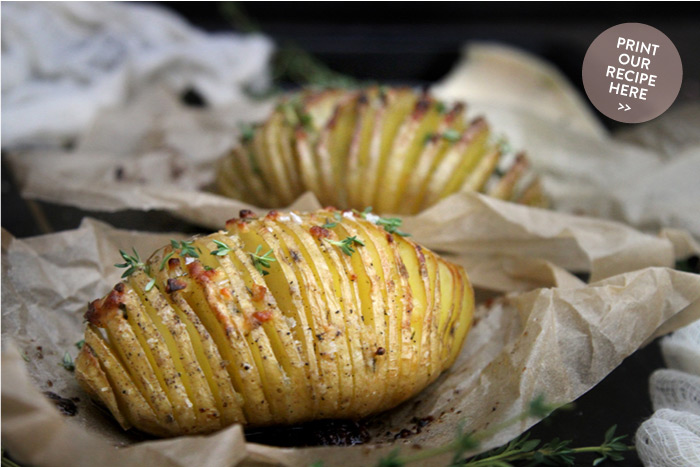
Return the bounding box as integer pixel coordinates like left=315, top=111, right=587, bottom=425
left=606, top=37, right=659, bottom=100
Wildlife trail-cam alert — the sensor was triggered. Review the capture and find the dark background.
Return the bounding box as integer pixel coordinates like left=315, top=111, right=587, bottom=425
left=4, top=2, right=699, bottom=465
left=165, top=1, right=700, bottom=132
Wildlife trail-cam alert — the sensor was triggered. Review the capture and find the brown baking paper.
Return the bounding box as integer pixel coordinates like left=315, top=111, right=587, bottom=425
left=3, top=196, right=700, bottom=467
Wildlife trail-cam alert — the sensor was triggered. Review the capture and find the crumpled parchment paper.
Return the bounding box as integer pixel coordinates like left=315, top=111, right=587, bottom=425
left=3, top=193, right=700, bottom=467
left=1, top=2, right=273, bottom=148
left=5, top=43, right=700, bottom=239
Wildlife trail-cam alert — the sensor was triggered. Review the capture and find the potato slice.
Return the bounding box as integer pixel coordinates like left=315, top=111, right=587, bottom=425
left=486, top=152, right=529, bottom=201
left=459, top=147, right=501, bottom=195
left=80, top=325, right=168, bottom=435
left=85, top=284, right=179, bottom=431
left=361, top=88, right=418, bottom=210
left=422, top=118, right=489, bottom=208
left=231, top=144, right=271, bottom=205
left=195, top=234, right=306, bottom=423
left=403, top=103, right=467, bottom=213
left=241, top=224, right=322, bottom=417
left=262, top=111, right=298, bottom=205
left=267, top=218, right=351, bottom=414
left=74, top=333, right=130, bottom=430
left=176, top=257, right=274, bottom=425
left=151, top=254, right=245, bottom=426
left=515, top=178, right=549, bottom=208
left=286, top=213, right=368, bottom=416
left=315, top=95, right=359, bottom=207
left=307, top=213, right=375, bottom=416
left=215, top=155, right=248, bottom=202
left=345, top=89, right=381, bottom=209
left=119, top=280, right=199, bottom=432
left=375, top=94, right=443, bottom=214
left=129, top=271, right=221, bottom=432
left=342, top=215, right=408, bottom=409
left=294, top=90, right=348, bottom=199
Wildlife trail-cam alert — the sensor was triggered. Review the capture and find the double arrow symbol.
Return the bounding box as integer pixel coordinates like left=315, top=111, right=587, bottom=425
left=618, top=103, right=631, bottom=111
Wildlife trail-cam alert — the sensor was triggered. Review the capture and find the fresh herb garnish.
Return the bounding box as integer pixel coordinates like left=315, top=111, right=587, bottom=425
left=159, top=240, right=199, bottom=270
left=326, top=236, right=364, bottom=256
left=240, top=123, right=255, bottom=143
left=360, top=207, right=410, bottom=237
left=159, top=251, right=175, bottom=271
left=495, top=135, right=512, bottom=155
left=21, top=351, right=30, bottom=362
left=442, top=129, right=461, bottom=143
left=250, top=245, right=275, bottom=276
left=171, top=240, right=199, bottom=258
left=61, top=352, right=75, bottom=372
left=367, top=396, right=633, bottom=467
left=75, top=339, right=85, bottom=350
left=114, top=248, right=146, bottom=278
left=210, top=239, right=233, bottom=256
left=247, top=150, right=262, bottom=177
left=144, top=277, right=156, bottom=292
left=299, top=112, right=314, bottom=130
left=424, top=130, right=460, bottom=145
left=435, top=101, right=447, bottom=114
left=322, top=212, right=343, bottom=229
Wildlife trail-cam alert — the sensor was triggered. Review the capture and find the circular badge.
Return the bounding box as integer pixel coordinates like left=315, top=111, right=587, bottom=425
left=582, top=23, right=682, bottom=124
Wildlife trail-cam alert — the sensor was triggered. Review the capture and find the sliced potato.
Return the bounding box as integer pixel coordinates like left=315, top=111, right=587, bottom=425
left=76, top=209, right=474, bottom=436
left=217, top=87, right=547, bottom=213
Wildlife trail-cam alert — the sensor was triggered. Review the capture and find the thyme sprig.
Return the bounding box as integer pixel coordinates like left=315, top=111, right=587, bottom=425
left=114, top=249, right=154, bottom=291
left=114, top=248, right=146, bottom=278
left=172, top=240, right=199, bottom=258
left=240, top=122, right=255, bottom=143
left=371, top=396, right=633, bottom=467
left=326, top=236, right=364, bottom=256
left=360, top=207, right=410, bottom=237
left=460, top=424, right=632, bottom=466
left=75, top=339, right=85, bottom=350
left=220, top=2, right=361, bottom=90
left=424, top=129, right=461, bottom=145
left=160, top=240, right=200, bottom=271
left=210, top=240, right=233, bottom=256
left=251, top=245, right=276, bottom=276
left=322, top=212, right=343, bottom=229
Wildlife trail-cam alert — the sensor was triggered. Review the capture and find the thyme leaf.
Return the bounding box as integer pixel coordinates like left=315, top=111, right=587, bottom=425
left=159, top=250, right=175, bottom=271
left=322, top=212, right=343, bottom=229
left=210, top=239, right=233, bottom=256
left=360, top=207, right=410, bottom=237
left=250, top=245, right=275, bottom=276
left=114, top=248, right=145, bottom=278
left=442, top=129, right=461, bottom=142
left=144, top=277, right=156, bottom=292
left=325, top=236, right=364, bottom=256
left=171, top=239, right=199, bottom=259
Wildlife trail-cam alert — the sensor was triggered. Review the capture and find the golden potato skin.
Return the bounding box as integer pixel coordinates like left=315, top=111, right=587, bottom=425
left=217, top=87, right=548, bottom=214
left=75, top=209, right=474, bottom=437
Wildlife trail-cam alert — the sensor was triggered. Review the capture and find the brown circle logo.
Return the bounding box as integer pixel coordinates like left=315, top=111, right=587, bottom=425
left=582, top=23, right=682, bottom=124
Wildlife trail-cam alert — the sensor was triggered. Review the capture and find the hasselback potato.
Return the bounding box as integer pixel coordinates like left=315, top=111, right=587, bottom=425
left=217, top=87, right=547, bottom=214
left=75, top=208, right=474, bottom=437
